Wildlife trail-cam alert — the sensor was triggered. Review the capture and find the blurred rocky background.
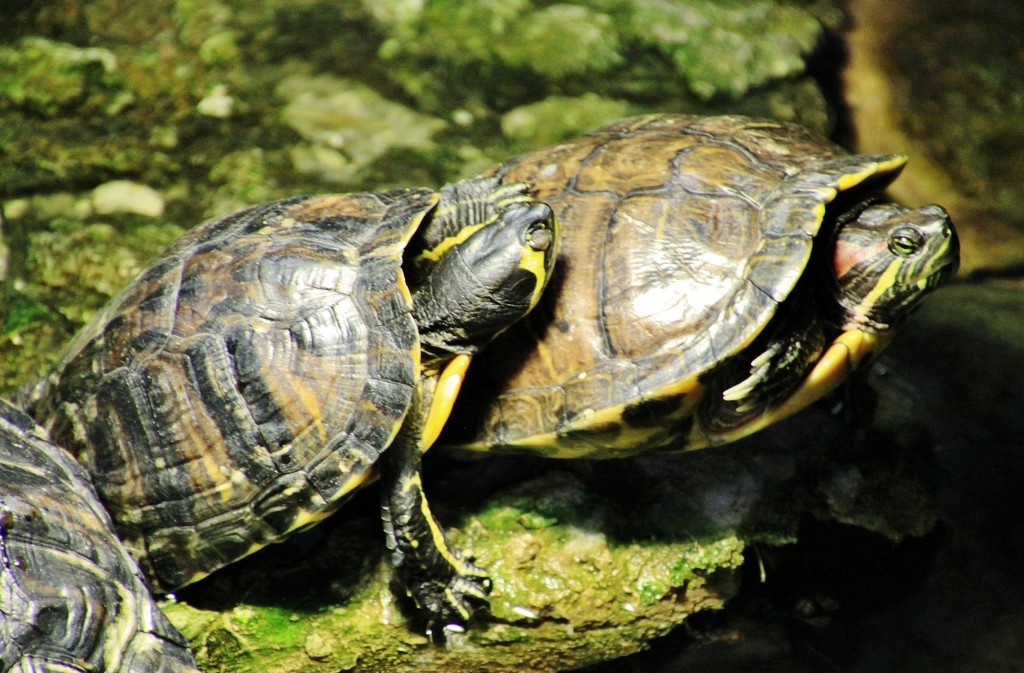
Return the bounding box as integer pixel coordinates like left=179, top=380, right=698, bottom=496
left=1, top=0, right=1022, bottom=671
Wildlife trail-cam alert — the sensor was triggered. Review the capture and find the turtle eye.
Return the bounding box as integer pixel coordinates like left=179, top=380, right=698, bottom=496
left=527, top=224, right=554, bottom=252
left=888, top=226, right=924, bottom=257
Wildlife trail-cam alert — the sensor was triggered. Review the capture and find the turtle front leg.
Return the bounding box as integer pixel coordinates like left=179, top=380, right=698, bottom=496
left=380, top=436, right=491, bottom=635
left=718, top=299, right=829, bottom=415
left=380, top=178, right=556, bottom=633
left=379, top=378, right=491, bottom=636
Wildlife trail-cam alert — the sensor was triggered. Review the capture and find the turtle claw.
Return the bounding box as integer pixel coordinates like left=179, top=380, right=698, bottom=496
left=411, top=552, right=492, bottom=636
left=383, top=514, right=493, bottom=634
left=722, top=343, right=780, bottom=407
left=721, top=308, right=830, bottom=414
left=449, top=555, right=492, bottom=605
left=409, top=574, right=491, bottom=644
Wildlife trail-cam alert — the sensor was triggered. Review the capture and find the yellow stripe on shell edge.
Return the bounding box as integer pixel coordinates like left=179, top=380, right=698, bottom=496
left=835, top=155, right=908, bottom=192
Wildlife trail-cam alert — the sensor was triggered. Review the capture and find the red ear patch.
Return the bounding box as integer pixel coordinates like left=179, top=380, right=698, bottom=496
left=833, top=238, right=886, bottom=280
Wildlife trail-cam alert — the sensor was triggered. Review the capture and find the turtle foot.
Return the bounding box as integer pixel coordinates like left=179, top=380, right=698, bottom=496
left=403, top=550, right=492, bottom=637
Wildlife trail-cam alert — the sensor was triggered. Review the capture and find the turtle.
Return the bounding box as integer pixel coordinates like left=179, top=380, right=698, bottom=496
left=0, top=397, right=200, bottom=673
left=442, top=115, right=960, bottom=458
left=21, top=174, right=559, bottom=636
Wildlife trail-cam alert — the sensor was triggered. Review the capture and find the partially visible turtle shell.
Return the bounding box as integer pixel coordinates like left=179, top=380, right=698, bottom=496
left=447, top=115, right=919, bottom=456
left=0, top=398, right=199, bottom=673
left=28, top=189, right=437, bottom=592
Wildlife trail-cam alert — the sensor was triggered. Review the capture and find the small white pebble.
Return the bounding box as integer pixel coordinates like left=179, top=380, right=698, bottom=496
left=512, top=605, right=540, bottom=619
left=452, top=109, right=474, bottom=126
left=91, top=180, right=165, bottom=218
left=197, top=84, right=235, bottom=118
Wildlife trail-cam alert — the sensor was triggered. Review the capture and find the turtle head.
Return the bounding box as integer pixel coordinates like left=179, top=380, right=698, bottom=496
left=832, top=202, right=959, bottom=331
left=411, top=189, right=559, bottom=369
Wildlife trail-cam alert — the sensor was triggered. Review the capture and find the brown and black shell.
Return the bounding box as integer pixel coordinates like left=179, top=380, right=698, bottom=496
left=0, top=398, right=199, bottom=672
left=27, top=189, right=438, bottom=592
left=446, top=115, right=908, bottom=456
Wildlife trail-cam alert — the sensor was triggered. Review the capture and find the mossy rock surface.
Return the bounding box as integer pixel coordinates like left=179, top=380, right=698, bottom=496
left=151, top=395, right=939, bottom=672
left=161, top=467, right=747, bottom=672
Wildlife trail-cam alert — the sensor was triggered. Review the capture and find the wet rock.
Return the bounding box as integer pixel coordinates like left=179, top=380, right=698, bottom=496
left=0, top=35, right=147, bottom=199
left=369, top=0, right=837, bottom=122
left=278, top=73, right=447, bottom=184
left=4, top=192, right=93, bottom=223
left=500, top=94, right=636, bottom=147
left=25, top=221, right=182, bottom=323
left=595, top=283, right=1024, bottom=672
left=765, top=282, right=1024, bottom=673
left=203, top=148, right=280, bottom=218
left=196, top=84, right=235, bottom=118
left=157, top=390, right=938, bottom=672
left=495, top=4, right=623, bottom=79
left=620, top=0, right=824, bottom=100
left=303, top=632, right=333, bottom=660
left=163, top=464, right=746, bottom=672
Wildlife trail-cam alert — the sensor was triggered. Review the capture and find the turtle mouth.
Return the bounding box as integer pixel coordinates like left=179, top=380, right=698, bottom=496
left=922, top=218, right=960, bottom=285
left=932, top=257, right=959, bottom=284
left=916, top=249, right=959, bottom=288
left=942, top=228, right=961, bottom=278
left=889, top=232, right=959, bottom=321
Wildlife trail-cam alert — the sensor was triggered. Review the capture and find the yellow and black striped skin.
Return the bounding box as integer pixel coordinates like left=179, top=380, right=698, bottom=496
left=29, top=190, right=434, bottom=592
left=446, top=115, right=957, bottom=457
left=0, top=399, right=198, bottom=673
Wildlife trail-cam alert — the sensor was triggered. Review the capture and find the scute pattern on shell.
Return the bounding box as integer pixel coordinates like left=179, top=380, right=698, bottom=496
left=451, top=115, right=906, bottom=454
left=0, top=399, right=199, bottom=673
left=29, top=189, right=438, bottom=592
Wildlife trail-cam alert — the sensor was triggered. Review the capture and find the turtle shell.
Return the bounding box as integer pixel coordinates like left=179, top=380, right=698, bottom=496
left=447, top=115, right=909, bottom=456
left=29, top=189, right=437, bottom=592
left=0, top=398, right=198, bottom=672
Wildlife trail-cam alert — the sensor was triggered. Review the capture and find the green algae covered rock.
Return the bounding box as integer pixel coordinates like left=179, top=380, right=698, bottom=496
left=369, top=0, right=828, bottom=102
left=1, top=0, right=840, bottom=206
left=0, top=37, right=129, bottom=118
left=495, top=4, right=624, bottom=79
left=24, top=219, right=183, bottom=323
left=152, top=395, right=937, bottom=672
left=1, top=194, right=185, bottom=386
left=161, top=462, right=747, bottom=672
left=500, top=94, right=637, bottom=147
left=278, top=73, right=447, bottom=184
left=622, top=0, right=823, bottom=99
left=374, top=1, right=624, bottom=79
left=0, top=36, right=145, bottom=197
